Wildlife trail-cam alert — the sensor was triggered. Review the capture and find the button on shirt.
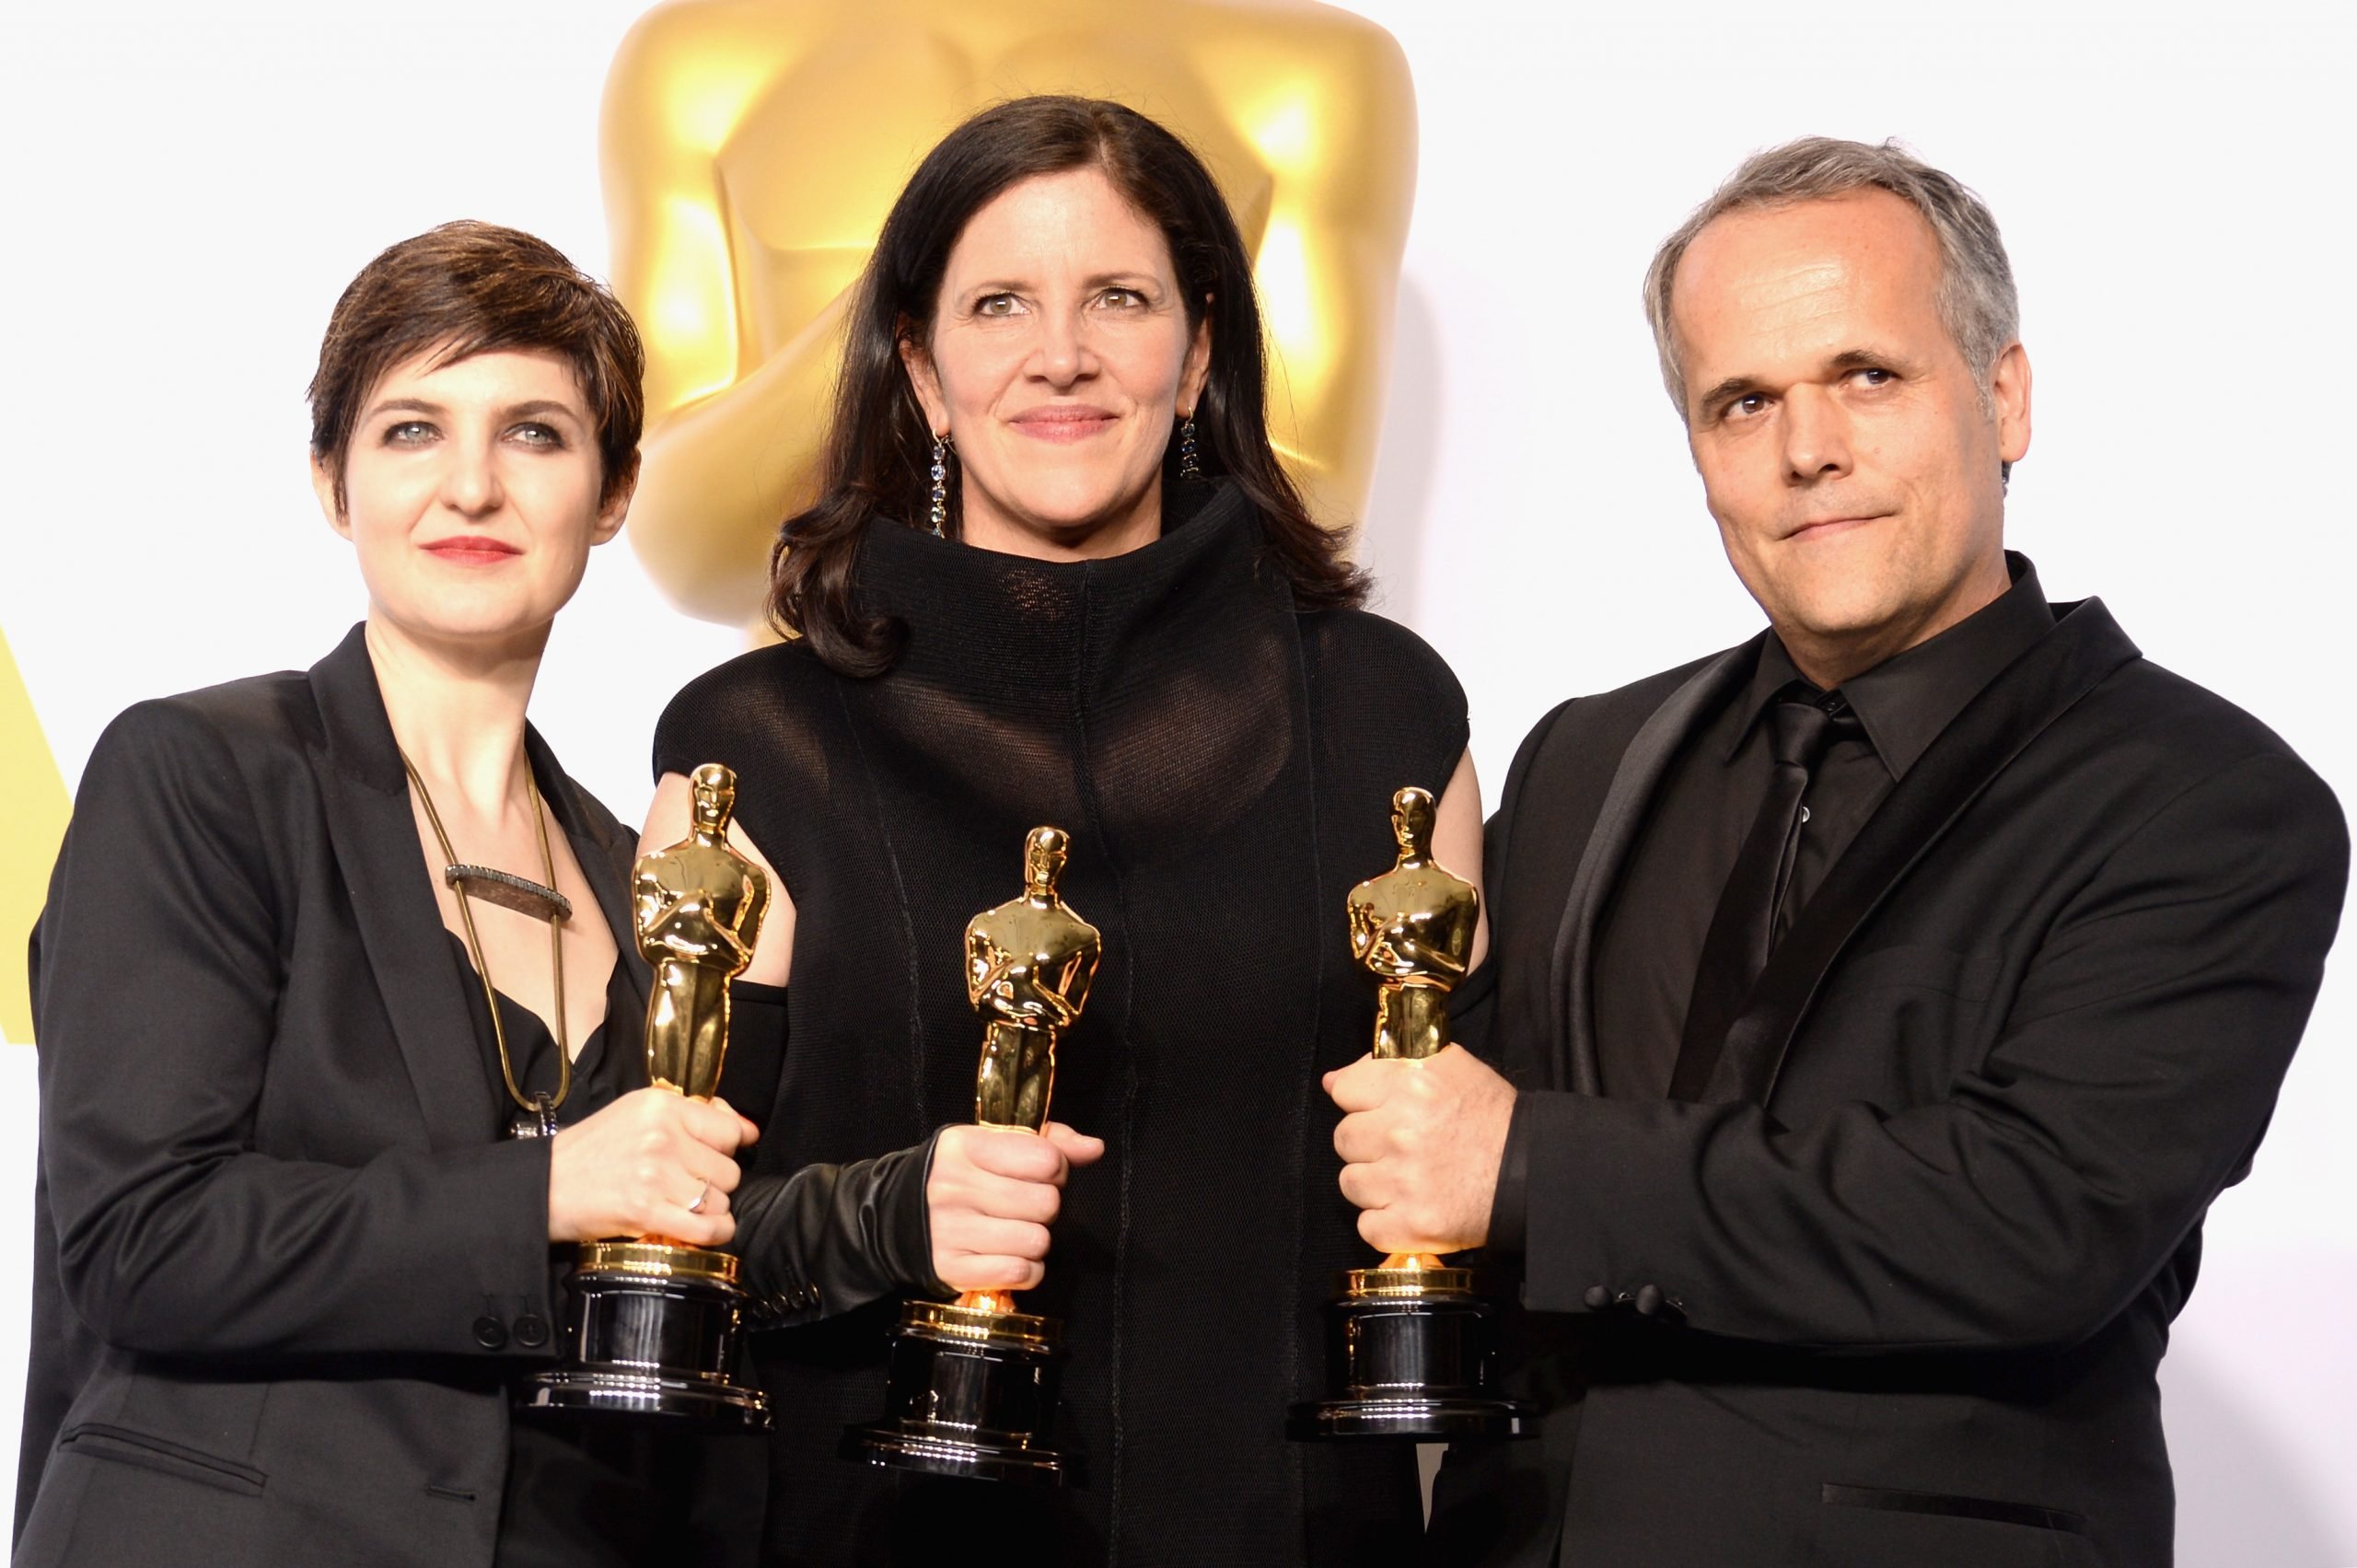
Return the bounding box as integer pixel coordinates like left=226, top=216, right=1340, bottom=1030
left=1488, top=555, right=2057, bottom=1249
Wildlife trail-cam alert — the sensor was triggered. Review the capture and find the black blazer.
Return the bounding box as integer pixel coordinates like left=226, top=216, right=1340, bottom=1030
left=14, top=626, right=648, bottom=1567
left=1432, top=599, right=2346, bottom=1567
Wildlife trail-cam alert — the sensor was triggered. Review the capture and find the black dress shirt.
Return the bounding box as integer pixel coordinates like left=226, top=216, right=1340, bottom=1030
left=1491, top=554, right=2056, bottom=1247
left=445, top=931, right=630, bottom=1134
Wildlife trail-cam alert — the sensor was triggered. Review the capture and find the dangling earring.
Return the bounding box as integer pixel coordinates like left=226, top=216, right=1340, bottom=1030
left=928, top=433, right=951, bottom=537
left=1177, top=414, right=1202, bottom=482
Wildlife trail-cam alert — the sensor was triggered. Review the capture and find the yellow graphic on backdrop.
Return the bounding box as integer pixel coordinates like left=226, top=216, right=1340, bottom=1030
left=0, top=623, right=69, bottom=1044
left=599, top=0, right=1419, bottom=629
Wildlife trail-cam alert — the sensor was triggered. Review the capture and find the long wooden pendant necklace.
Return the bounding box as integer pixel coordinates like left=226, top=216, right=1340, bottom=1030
left=401, top=751, right=574, bottom=1139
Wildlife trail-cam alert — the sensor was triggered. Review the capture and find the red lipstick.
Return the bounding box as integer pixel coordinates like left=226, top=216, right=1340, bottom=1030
left=424, top=535, right=523, bottom=566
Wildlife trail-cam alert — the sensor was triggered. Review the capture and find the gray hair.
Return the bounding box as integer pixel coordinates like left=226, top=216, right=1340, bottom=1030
left=1642, top=137, right=2019, bottom=420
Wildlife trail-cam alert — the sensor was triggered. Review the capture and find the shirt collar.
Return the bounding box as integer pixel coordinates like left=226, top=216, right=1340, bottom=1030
left=1726, top=552, right=2057, bottom=779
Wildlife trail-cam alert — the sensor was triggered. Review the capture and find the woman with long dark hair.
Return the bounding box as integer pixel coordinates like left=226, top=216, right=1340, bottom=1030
left=647, top=96, right=1482, bottom=1565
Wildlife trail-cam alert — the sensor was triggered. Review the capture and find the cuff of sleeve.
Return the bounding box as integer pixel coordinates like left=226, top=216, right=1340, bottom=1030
left=1485, top=1093, right=1535, bottom=1254
left=729, top=1132, right=945, bottom=1325
left=449, top=1136, right=561, bottom=1356
left=1511, top=1089, right=1713, bottom=1321
left=892, top=1128, right=950, bottom=1299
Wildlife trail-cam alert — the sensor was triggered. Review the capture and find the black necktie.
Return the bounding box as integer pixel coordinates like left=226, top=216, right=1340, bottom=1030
left=1667, top=690, right=1856, bottom=1101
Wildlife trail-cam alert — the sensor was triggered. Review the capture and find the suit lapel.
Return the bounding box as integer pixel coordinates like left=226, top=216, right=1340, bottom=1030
left=308, top=626, right=498, bottom=1147
left=1547, top=642, right=1758, bottom=1093
left=1710, top=599, right=2143, bottom=1107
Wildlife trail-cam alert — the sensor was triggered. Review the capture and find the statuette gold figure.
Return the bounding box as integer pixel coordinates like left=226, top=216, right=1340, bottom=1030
left=1349, top=785, right=1479, bottom=1065
left=519, top=760, right=772, bottom=1427
left=635, top=762, right=772, bottom=1102
left=1348, top=785, right=1476, bottom=1271
left=967, top=826, right=1101, bottom=1133
left=1289, top=785, right=1531, bottom=1442
left=844, top=824, right=1101, bottom=1483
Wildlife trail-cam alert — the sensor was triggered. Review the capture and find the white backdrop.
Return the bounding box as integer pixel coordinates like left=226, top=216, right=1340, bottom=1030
left=2, top=1, right=2351, bottom=1560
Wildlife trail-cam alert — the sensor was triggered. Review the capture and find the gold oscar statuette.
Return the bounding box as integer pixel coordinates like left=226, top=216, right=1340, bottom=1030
left=1290, top=786, right=1533, bottom=1441
left=844, top=826, right=1102, bottom=1484
left=517, top=762, right=773, bottom=1427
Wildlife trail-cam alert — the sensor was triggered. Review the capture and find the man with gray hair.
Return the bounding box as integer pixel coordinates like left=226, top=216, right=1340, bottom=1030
left=1323, top=138, right=2344, bottom=1562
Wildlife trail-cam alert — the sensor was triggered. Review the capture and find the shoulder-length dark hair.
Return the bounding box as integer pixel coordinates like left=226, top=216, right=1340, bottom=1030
left=771, top=95, right=1367, bottom=675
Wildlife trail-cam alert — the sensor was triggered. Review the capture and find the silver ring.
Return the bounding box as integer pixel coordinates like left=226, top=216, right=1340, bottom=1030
left=686, top=1183, right=709, bottom=1214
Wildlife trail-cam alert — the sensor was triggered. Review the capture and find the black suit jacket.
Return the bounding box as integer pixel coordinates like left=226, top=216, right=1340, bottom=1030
left=1432, top=599, right=2346, bottom=1567
left=13, top=626, right=646, bottom=1567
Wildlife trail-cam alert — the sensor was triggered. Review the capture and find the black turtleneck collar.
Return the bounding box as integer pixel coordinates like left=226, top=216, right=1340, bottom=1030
left=851, top=478, right=1277, bottom=690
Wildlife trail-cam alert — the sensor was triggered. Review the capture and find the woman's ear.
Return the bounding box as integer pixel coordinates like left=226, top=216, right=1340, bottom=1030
left=1178, top=307, right=1213, bottom=417
left=310, top=455, right=353, bottom=540
left=592, top=454, right=638, bottom=545
left=899, top=331, right=950, bottom=437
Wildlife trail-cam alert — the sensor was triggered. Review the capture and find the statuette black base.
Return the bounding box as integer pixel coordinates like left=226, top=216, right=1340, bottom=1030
left=1288, top=1266, right=1533, bottom=1442
left=842, top=1300, right=1074, bottom=1485
left=517, top=1241, right=769, bottom=1430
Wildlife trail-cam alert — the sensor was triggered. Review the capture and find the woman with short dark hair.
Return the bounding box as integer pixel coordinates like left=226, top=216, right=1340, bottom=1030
left=648, top=96, right=1483, bottom=1565
left=14, top=221, right=955, bottom=1567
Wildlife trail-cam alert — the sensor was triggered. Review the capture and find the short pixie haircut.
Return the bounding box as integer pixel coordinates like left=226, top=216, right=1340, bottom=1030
left=308, top=220, right=645, bottom=507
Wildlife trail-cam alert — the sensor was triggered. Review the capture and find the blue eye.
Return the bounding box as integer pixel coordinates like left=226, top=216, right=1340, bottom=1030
left=386, top=420, right=435, bottom=445
left=510, top=423, right=563, bottom=447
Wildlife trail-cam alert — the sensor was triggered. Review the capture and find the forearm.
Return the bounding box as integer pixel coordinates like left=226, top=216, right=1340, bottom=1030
left=1386, top=942, right=1467, bottom=981
left=729, top=1136, right=946, bottom=1325
left=48, top=1139, right=556, bottom=1361
left=1509, top=1018, right=2298, bottom=1354
left=1509, top=749, right=2346, bottom=1353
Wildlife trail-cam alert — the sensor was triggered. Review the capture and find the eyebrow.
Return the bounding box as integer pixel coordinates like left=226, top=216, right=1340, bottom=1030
left=363, top=397, right=583, bottom=422
left=1826, top=348, right=1909, bottom=376
left=500, top=400, right=583, bottom=421
left=1693, top=374, right=1764, bottom=415
left=1692, top=348, right=1914, bottom=414
left=959, top=271, right=1164, bottom=295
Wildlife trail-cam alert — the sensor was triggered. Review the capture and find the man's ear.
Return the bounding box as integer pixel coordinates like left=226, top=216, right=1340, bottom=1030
left=311, top=455, right=353, bottom=540
left=1992, top=341, right=2032, bottom=466
left=899, top=331, right=949, bottom=437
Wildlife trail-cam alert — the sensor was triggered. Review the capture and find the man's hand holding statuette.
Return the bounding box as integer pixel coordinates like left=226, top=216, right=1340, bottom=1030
left=1327, top=1046, right=1516, bottom=1255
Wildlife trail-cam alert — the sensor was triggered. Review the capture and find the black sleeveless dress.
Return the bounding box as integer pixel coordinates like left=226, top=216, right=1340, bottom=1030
left=652, top=481, right=1468, bottom=1567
